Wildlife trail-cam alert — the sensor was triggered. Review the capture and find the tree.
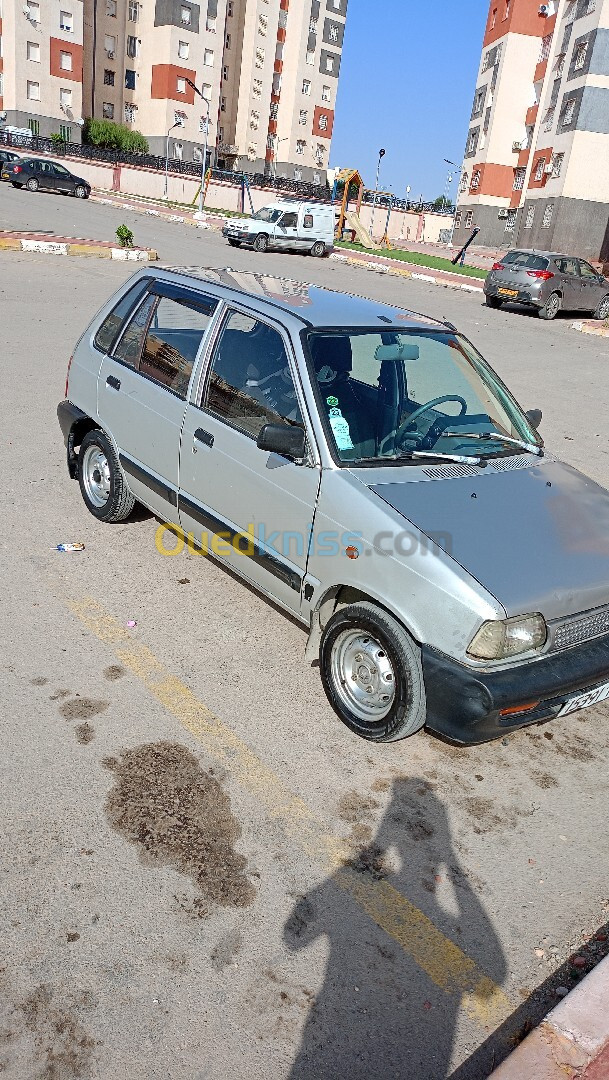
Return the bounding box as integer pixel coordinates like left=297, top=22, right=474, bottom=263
left=83, top=118, right=149, bottom=153
left=432, top=195, right=455, bottom=212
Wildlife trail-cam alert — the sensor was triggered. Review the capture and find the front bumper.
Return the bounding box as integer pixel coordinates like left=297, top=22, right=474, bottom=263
left=422, top=634, right=609, bottom=744
left=484, top=279, right=542, bottom=307
left=222, top=226, right=253, bottom=243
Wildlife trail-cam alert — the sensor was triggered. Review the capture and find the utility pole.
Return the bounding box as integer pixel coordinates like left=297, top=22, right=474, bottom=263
left=369, top=147, right=385, bottom=240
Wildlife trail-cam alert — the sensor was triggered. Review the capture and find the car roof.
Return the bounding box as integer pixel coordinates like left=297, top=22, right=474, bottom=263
left=506, top=247, right=575, bottom=259
left=160, top=265, right=446, bottom=331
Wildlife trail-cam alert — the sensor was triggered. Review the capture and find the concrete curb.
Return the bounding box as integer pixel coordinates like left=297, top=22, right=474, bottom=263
left=489, top=954, right=609, bottom=1079
left=330, top=251, right=485, bottom=294
left=90, top=192, right=220, bottom=231
left=571, top=319, right=609, bottom=338
left=0, top=233, right=158, bottom=261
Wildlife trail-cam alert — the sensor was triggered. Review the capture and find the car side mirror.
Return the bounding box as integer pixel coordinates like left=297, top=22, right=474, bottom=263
left=257, top=424, right=306, bottom=460
left=526, top=408, right=542, bottom=430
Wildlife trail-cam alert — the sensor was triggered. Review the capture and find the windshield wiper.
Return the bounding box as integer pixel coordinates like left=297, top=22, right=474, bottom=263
left=442, top=431, right=543, bottom=456
left=350, top=451, right=482, bottom=466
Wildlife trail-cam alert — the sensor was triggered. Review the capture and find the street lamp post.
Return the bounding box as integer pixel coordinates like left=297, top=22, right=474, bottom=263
left=443, top=157, right=462, bottom=247
left=369, top=147, right=385, bottom=240
left=164, top=121, right=181, bottom=199
left=272, top=136, right=289, bottom=180
left=184, top=78, right=211, bottom=219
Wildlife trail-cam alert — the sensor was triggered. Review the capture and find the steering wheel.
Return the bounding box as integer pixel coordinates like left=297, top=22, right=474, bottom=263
left=394, top=395, right=468, bottom=450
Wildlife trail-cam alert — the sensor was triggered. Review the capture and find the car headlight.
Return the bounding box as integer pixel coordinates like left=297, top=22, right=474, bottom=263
left=467, top=614, right=547, bottom=660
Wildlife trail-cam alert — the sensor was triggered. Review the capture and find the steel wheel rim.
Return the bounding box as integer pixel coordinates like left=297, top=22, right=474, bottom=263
left=330, top=629, right=396, bottom=722
left=82, top=445, right=111, bottom=507
left=547, top=294, right=559, bottom=318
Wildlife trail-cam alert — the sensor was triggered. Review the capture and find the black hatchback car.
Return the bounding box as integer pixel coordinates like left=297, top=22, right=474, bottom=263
left=1, top=157, right=91, bottom=199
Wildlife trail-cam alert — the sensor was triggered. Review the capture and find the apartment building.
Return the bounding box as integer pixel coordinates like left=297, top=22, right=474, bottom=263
left=455, top=0, right=609, bottom=262
left=0, top=0, right=85, bottom=142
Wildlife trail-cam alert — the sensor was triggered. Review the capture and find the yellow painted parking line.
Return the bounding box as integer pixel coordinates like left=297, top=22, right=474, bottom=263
left=67, top=594, right=511, bottom=1029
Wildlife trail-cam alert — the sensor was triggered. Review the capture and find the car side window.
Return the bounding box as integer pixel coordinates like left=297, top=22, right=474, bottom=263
left=579, top=260, right=599, bottom=280
left=53, top=164, right=69, bottom=176
left=113, top=292, right=157, bottom=368
left=303, top=213, right=314, bottom=229
left=139, top=294, right=216, bottom=398
left=93, top=281, right=150, bottom=354
left=203, top=311, right=304, bottom=439
left=280, top=212, right=298, bottom=228
left=556, top=257, right=579, bottom=276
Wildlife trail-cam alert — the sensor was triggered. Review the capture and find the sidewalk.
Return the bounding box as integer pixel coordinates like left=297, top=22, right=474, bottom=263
left=0, top=228, right=157, bottom=260
left=489, top=954, right=609, bottom=1079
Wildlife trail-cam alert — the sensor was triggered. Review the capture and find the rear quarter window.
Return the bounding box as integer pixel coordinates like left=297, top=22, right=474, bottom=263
left=93, top=280, right=150, bottom=354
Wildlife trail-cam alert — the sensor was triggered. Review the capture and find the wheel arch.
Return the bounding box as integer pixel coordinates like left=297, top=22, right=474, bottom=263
left=305, top=583, right=422, bottom=662
left=66, top=416, right=102, bottom=478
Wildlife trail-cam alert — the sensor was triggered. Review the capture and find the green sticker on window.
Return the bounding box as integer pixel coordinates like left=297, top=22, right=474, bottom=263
left=327, top=396, right=339, bottom=407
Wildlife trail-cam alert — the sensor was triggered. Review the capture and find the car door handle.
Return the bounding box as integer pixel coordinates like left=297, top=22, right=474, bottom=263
left=106, top=375, right=121, bottom=390
left=194, top=427, right=214, bottom=448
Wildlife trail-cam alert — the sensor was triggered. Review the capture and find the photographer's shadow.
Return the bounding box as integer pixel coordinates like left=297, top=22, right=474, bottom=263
left=284, top=777, right=507, bottom=1080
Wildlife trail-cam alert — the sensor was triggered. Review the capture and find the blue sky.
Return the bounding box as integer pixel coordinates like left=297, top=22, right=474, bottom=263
left=330, top=0, right=486, bottom=201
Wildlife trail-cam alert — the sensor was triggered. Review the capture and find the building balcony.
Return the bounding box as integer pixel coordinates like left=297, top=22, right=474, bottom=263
left=525, top=104, right=538, bottom=127
left=534, top=59, right=548, bottom=83
left=274, top=59, right=283, bottom=74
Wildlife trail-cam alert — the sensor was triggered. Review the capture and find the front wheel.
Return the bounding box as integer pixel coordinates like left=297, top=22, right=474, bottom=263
left=320, top=602, right=426, bottom=742
left=310, top=240, right=326, bottom=258
left=485, top=295, right=502, bottom=309
left=593, top=294, right=609, bottom=321
left=253, top=233, right=269, bottom=253
left=26, top=177, right=39, bottom=192
left=538, top=291, right=561, bottom=320
left=78, top=429, right=136, bottom=523
left=74, top=185, right=89, bottom=199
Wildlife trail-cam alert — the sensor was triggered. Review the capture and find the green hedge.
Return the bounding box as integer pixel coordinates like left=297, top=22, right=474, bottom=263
left=83, top=118, right=149, bottom=153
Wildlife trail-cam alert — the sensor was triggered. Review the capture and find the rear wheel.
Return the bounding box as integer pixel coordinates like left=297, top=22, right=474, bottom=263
left=310, top=240, right=326, bottom=258
left=25, top=177, right=39, bottom=192
left=538, top=291, right=561, bottom=320
left=593, top=294, right=609, bottom=321
left=485, top=295, right=502, bottom=309
left=253, top=233, right=269, bottom=253
left=11, top=182, right=21, bottom=189
left=320, top=602, right=426, bottom=742
left=74, top=184, right=88, bottom=199
left=78, top=429, right=136, bottom=523
left=227, top=238, right=240, bottom=247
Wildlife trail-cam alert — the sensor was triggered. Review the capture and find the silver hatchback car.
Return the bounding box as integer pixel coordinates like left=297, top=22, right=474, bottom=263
left=484, top=249, right=609, bottom=321
left=58, top=267, right=609, bottom=745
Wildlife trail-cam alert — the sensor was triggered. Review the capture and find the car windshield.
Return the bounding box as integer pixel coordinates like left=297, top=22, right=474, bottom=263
left=252, top=207, right=283, bottom=223
left=305, top=329, right=541, bottom=465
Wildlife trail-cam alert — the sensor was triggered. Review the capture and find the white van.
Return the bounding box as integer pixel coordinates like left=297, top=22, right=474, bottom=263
left=221, top=199, right=335, bottom=257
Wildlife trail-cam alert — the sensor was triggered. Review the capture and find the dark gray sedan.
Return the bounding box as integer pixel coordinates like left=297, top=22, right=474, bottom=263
left=484, top=249, right=609, bottom=321
left=1, top=156, right=90, bottom=198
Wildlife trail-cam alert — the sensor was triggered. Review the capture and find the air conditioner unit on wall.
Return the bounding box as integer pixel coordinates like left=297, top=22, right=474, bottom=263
left=512, top=141, right=522, bottom=152
left=498, top=209, right=509, bottom=218
left=544, top=163, right=553, bottom=173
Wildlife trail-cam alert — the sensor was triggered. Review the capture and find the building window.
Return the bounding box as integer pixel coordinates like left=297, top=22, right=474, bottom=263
left=104, top=68, right=115, bottom=85
left=315, top=143, right=325, bottom=162
left=27, top=1, right=40, bottom=22
left=176, top=77, right=186, bottom=93
left=173, top=141, right=183, bottom=160
left=255, top=47, right=265, bottom=67
left=59, top=123, right=71, bottom=141
left=573, top=41, right=588, bottom=70
left=258, top=13, right=267, bottom=34
left=324, top=53, right=334, bottom=72
left=294, top=168, right=302, bottom=180
left=59, top=10, right=72, bottom=31
left=28, top=119, right=40, bottom=135
left=538, top=34, right=552, bottom=63
left=279, top=10, right=287, bottom=28
left=106, top=0, right=117, bottom=15
left=204, top=48, right=214, bottom=66
left=253, top=78, right=262, bottom=96
left=181, top=5, right=191, bottom=24
left=174, top=111, right=185, bottom=126
left=313, top=171, right=320, bottom=184
left=126, top=35, right=138, bottom=58
left=206, top=15, right=216, bottom=31
left=103, top=101, right=115, bottom=118
left=306, top=50, right=315, bottom=65
left=466, top=129, right=478, bottom=155
left=201, top=83, right=211, bottom=101
left=454, top=210, right=462, bottom=229
left=128, top=0, right=138, bottom=20
left=27, top=80, right=40, bottom=100
left=266, top=134, right=275, bottom=150
left=505, top=208, right=517, bottom=232
left=513, top=167, right=525, bottom=190
left=302, top=79, right=311, bottom=95
left=464, top=210, right=474, bottom=228
left=296, top=139, right=305, bottom=155
left=561, top=97, right=575, bottom=125
left=125, top=68, right=136, bottom=89
left=247, top=144, right=256, bottom=160
left=586, top=0, right=595, bottom=12
left=104, top=34, right=116, bottom=56
left=178, top=40, right=189, bottom=59
left=481, top=50, right=492, bottom=72
left=543, top=106, right=555, bottom=131
left=249, top=110, right=259, bottom=129
left=470, top=169, right=481, bottom=190
left=124, top=103, right=137, bottom=123
left=329, top=24, right=338, bottom=41
left=490, top=7, right=497, bottom=28
left=298, top=109, right=307, bottom=125
left=272, top=73, right=282, bottom=94
left=27, top=41, right=40, bottom=62
left=542, top=203, right=554, bottom=227
left=269, top=102, right=278, bottom=119
left=472, top=88, right=484, bottom=117
left=222, top=65, right=229, bottom=80
left=551, top=151, right=564, bottom=177
left=534, top=157, right=546, bottom=180
left=318, top=113, right=328, bottom=131
left=199, top=115, right=209, bottom=131
left=524, top=205, right=535, bottom=228
left=227, top=0, right=233, bottom=13
left=322, top=84, right=331, bottom=102
left=59, top=87, right=72, bottom=108
left=220, top=96, right=226, bottom=111
left=555, top=52, right=565, bottom=76
left=459, top=172, right=468, bottom=193
left=60, top=50, right=72, bottom=70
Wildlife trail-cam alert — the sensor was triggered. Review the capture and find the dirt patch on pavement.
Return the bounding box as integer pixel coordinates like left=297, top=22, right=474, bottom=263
left=75, top=723, right=95, bottom=745
left=103, top=665, right=124, bottom=682
left=104, top=742, right=256, bottom=911
left=13, top=983, right=97, bottom=1079
left=210, top=929, right=243, bottom=971
left=337, top=791, right=379, bottom=823
left=59, top=699, right=109, bottom=723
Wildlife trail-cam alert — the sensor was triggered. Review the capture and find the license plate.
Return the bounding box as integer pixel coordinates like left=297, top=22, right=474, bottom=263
left=498, top=288, right=518, bottom=297
left=558, top=680, right=609, bottom=717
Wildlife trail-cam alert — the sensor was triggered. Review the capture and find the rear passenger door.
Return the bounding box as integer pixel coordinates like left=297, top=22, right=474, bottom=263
left=37, top=161, right=57, bottom=190
left=51, top=163, right=75, bottom=193
left=96, top=279, right=218, bottom=517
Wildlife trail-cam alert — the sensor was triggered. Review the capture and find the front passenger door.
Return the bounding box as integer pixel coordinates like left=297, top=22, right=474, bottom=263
left=578, top=260, right=606, bottom=312
left=274, top=211, right=299, bottom=250
left=51, top=163, right=74, bottom=192
left=554, top=257, right=581, bottom=310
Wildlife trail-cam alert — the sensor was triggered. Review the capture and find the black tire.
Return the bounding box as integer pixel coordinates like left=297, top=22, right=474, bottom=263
left=310, top=240, right=326, bottom=258
left=78, top=429, right=136, bottom=523
left=485, top=295, right=502, bottom=309
left=538, top=291, right=561, bottom=320
left=11, top=182, right=21, bottom=188
left=319, top=601, right=426, bottom=742
left=593, top=294, right=609, bottom=321
left=227, top=238, right=240, bottom=247
left=26, top=177, right=39, bottom=192
left=253, top=233, right=269, bottom=253
left=74, top=184, right=88, bottom=199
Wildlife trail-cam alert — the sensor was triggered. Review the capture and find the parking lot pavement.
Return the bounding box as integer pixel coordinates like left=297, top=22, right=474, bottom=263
left=1, top=233, right=609, bottom=1079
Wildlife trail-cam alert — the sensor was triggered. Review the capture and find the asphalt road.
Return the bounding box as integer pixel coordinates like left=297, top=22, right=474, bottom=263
left=1, top=187, right=609, bottom=1080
